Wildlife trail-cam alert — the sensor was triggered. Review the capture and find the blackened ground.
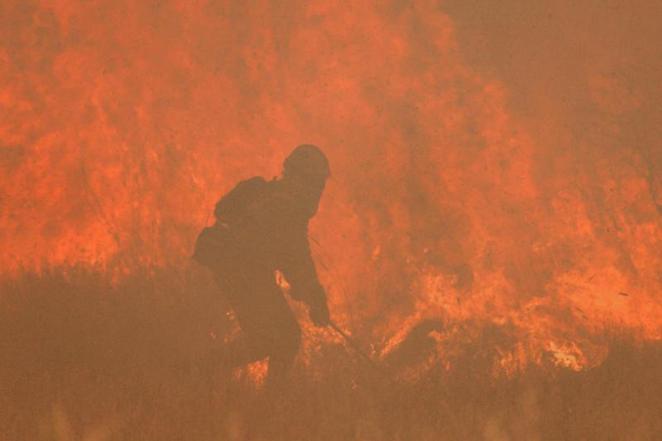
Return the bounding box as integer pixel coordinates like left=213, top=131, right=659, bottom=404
left=1, top=269, right=660, bottom=441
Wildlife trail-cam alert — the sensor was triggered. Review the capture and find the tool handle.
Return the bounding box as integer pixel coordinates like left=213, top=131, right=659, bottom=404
left=329, top=321, right=379, bottom=369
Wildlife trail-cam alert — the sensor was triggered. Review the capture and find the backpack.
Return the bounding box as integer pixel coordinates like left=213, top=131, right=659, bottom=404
left=192, top=177, right=268, bottom=268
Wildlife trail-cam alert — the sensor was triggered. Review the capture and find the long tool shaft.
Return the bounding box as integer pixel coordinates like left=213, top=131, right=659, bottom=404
left=328, top=321, right=382, bottom=371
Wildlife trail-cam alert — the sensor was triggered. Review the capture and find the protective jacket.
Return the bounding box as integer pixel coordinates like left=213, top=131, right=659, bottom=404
left=194, top=176, right=327, bottom=312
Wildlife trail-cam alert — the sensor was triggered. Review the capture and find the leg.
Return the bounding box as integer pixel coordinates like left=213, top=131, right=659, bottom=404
left=234, top=276, right=302, bottom=386
left=213, top=262, right=302, bottom=382
left=264, top=318, right=301, bottom=387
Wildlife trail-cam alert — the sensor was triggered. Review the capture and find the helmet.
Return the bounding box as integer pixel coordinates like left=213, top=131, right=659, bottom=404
left=283, top=144, right=330, bottom=180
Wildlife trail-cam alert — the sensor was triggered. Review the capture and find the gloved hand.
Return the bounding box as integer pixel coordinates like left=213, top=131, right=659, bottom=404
left=309, top=302, right=330, bottom=327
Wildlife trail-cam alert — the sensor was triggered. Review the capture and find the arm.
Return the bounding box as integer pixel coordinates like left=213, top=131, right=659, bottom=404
left=279, top=224, right=329, bottom=326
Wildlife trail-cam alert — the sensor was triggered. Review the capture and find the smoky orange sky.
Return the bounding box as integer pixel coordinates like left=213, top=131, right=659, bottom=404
left=1, top=0, right=660, bottom=370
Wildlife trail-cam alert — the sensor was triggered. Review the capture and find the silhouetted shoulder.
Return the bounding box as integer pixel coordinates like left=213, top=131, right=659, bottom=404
left=214, top=176, right=268, bottom=222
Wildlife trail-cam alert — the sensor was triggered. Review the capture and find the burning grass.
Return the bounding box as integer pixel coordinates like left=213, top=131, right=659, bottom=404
left=1, top=268, right=659, bottom=440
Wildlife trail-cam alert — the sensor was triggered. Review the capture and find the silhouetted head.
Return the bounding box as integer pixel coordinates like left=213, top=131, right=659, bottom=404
left=283, top=144, right=330, bottom=182
left=281, top=144, right=330, bottom=217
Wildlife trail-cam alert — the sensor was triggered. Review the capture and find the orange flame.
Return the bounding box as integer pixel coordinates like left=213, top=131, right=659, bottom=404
left=1, top=0, right=660, bottom=374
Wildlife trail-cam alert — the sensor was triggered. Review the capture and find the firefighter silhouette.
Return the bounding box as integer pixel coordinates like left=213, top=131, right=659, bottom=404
left=194, top=144, right=330, bottom=384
